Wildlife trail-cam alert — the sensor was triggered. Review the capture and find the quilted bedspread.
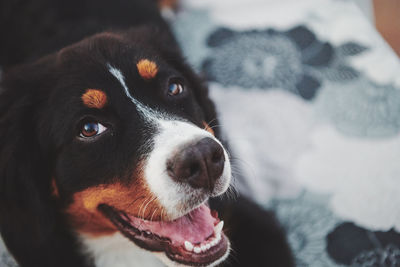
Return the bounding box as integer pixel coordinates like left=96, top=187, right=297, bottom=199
left=171, top=0, right=400, bottom=266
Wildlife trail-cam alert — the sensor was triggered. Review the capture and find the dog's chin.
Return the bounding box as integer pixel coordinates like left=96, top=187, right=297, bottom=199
left=98, top=203, right=230, bottom=267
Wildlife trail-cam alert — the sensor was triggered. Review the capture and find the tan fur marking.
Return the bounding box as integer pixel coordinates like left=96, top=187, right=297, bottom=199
left=81, top=89, right=107, bottom=109
left=51, top=178, right=60, bottom=198
left=66, top=168, right=166, bottom=237
left=158, top=0, right=179, bottom=9
left=137, top=59, right=158, bottom=80
left=203, top=121, right=215, bottom=136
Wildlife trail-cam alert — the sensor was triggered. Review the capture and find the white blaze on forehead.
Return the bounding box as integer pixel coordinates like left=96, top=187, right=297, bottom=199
left=107, top=64, right=232, bottom=219
left=107, top=63, right=161, bottom=121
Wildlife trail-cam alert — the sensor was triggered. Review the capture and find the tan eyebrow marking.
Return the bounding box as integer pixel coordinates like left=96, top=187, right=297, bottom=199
left=81, top=89, right=107, bottom=109
left=137, top=59, right=158, bottom=80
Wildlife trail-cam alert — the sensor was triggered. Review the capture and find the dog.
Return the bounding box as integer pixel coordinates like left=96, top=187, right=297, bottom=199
left=0, top=0, right=293, bottom=266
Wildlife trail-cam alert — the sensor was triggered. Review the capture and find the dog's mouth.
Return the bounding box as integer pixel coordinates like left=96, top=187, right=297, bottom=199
left=98, top=203, right=229, bottom=266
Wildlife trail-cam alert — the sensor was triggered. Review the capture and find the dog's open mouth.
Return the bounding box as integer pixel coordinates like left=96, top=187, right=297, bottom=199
left=98, top=203, right=229, bottom=266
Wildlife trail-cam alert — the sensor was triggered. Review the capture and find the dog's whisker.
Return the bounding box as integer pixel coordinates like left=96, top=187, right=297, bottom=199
left=219, top=184, right=239, bottom=202
left=141, top=196, right=157, bottom=220
left=150, top=207, right=158, bottom=222
left=227, top=185, right=239, bottom=201
left=209, top=123, right=223, bottom=130
left=229, top=157, right=258, bottom=182
left=160, top=209, right=166, bottom=223
left=137, top=197, right=151, bottom=221
left=139, top=197, right=152, bottom=220
left=127, top=195, right=146, bottom=210
left=205, top=118, right=217, bottom=127
left=145, top=196, right=158, bottom=218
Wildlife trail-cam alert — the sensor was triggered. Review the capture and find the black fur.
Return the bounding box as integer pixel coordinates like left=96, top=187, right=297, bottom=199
left=210, top=196, right=294, bottom=267
left=0, top=0, right=293, bottom=266
left=0, top=0, right=168, bottom=68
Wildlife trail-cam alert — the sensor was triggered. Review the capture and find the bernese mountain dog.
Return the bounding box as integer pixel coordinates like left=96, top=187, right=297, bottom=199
left=0, top=0, right=293, bottom=266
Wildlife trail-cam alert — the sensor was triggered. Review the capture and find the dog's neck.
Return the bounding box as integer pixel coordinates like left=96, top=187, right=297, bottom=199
left=80, top=232, right=165, bottom=267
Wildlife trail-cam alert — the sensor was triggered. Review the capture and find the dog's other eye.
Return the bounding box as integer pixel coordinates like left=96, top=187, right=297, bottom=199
left=168, top=82, right=184, bottom=96
left=80, top=122, right=107, bottom=138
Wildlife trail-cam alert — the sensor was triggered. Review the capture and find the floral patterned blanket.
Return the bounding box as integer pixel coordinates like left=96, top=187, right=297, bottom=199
left=171, top=0, right=400, bottom=266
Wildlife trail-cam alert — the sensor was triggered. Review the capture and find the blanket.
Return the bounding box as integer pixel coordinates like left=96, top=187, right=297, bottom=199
left=171, top=0, right=400, bottom=266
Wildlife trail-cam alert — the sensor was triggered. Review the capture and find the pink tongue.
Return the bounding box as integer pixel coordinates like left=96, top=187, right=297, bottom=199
left=128, top=204, right=217, bottom=245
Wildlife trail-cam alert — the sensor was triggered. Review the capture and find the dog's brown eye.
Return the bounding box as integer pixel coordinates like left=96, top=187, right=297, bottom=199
left=80, top=122, right=107, bottom=138
left=168, top=82, right=184, bottom=96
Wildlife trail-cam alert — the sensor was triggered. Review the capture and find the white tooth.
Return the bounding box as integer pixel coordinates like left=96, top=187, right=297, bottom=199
left=214, top=221, right=224, bottom=234
left=184, top=241, right=193, bottom=252
left=206, top=244, right=211, bottom=250
left=216, top=233, right=221, bottom=243
left=194, top=246, right=201, bottom=254
left=200, top=245, right=206, bottom=252
left=210, top=239, right=217, bottom=246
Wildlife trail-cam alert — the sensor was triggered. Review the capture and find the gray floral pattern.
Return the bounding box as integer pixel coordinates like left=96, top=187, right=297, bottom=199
left=203, top=26, right=368, bottom=100
left=316, top=79, right=400, bottom=138
left=204, top=30, right=304, bottom=92
left=268, top=192, right=343, bottom=267
left=352, top=245, right=400, bottom=267
left=171, top=2, right=400, bottom=267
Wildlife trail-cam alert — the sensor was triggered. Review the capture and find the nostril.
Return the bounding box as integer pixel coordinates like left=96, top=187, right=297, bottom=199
left=212, top=149, right=224, bottom=163
left=189, top=163, right=200, bottom=177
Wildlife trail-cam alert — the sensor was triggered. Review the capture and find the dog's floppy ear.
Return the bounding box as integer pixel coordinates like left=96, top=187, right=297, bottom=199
left=0, top=59, right=85, bottom=267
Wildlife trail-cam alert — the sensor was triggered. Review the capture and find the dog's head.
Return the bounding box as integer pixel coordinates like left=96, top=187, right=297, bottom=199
left=0, top=27, right=231, bottom=266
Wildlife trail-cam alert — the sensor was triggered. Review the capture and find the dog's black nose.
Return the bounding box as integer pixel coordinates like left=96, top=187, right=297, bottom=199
left=167, top=137, right=225, bottom=190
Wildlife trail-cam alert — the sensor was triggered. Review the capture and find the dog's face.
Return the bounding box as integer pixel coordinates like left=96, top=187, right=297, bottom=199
left=0, top=29, right=231, bottom=266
